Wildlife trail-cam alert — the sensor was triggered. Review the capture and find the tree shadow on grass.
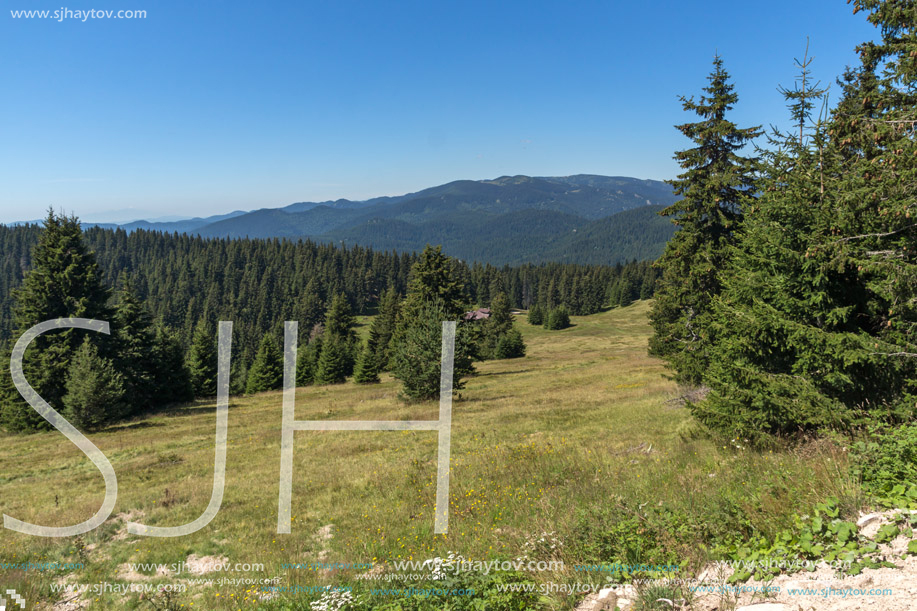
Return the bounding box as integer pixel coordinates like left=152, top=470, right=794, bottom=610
left=101, top=419, right=165, bottom=433
left=471, top=368, right=531, bottom=377
left=101, top=402, right=221, bottom=432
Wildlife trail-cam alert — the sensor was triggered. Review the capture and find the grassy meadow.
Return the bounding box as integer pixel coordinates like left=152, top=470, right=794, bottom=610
left=0, top=301, right=862, bottom=609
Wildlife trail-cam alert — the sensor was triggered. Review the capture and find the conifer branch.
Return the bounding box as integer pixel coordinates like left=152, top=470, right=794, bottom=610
left=834, top=223, right=917, bottom=243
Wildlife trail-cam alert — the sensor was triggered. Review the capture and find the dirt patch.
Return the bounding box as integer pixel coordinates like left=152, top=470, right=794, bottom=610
left=315, top=523, right=334, bottom=562
left=110, top=509, right=145, bottom=541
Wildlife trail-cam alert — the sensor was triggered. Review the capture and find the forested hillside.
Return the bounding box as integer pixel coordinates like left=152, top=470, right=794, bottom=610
left=0, top=221, right=657, bottom=392
left=28, top=175, right=676, bottom=266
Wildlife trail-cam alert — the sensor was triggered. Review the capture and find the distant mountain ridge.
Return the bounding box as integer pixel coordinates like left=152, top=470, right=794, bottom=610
left=9, top=174, right=677, bottom=265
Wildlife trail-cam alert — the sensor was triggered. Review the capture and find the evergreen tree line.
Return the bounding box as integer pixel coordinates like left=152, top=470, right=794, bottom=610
left=0, top=224, right=656, bottom=359
left=649, top=0, right=917, bottom=446
left=0, top=219, right=657, bottom=431
left=0, top=214, right=193, bottom=432
left=204, top=247, right=534, bottom=398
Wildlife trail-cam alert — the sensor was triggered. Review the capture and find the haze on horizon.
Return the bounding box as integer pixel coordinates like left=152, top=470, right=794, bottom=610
left=1, top=0, right=876, bottom=224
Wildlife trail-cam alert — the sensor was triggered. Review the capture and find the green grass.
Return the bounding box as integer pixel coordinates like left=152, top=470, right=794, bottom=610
left=0, top=301, right=863, bottom=609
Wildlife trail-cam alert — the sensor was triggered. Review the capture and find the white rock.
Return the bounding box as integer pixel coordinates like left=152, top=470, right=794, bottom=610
left=597, top=588, right=616, bottom=601
left=857, top=513, right=881, bottom=527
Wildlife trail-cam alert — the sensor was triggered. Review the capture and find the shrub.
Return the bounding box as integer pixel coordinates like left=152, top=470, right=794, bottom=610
left=494, top=328, right=526, bottom=359
left=544, top=306, right=571, bottom=330
left=62, top=339, right=127, bottom=430
left=851, top=423, right=917, bottom=498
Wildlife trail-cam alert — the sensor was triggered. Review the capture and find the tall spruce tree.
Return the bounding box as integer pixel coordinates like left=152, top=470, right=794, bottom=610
left=648, top=56, right=762, bottom=384
left=527, top=303, right=544, bottom=326
left=324, top=293, right=357, bottom=343
left=112, top=278, right=157, bottom=414
left=391, top=247, right=474, bottom=399
left=187, top=320, right=218, bottom=398
left=314, top=337, right=351, bottom=384
left=401, top=245, right=468, bottom=320
left=151, top=325, right=194, bottom=404
left=494, top=328, right=526, bottom=359
left=296, top=334, right=321, bottom=386
left=371, top=287, right=401, bottom=371
left=0, top=211, right=111, bottom=432
left=695, top=95, right=842, bottom=443
left=544, top=306, right=571, bottom=330
left=352, top=287, right=404, bottom=384
left=697, top=16, right=917, bottom=444
left=390, top=299, right=475, bottom=400
left=321, top=293, right=358, bottom=378
left=245, top=333, right=283, bottom=394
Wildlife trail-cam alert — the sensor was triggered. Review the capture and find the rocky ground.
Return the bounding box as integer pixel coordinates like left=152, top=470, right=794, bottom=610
left=576, top=509, right=917, bottom=611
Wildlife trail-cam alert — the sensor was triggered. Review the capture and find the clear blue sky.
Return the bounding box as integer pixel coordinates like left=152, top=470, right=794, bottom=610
left=0, top=0, right=877, bottom=223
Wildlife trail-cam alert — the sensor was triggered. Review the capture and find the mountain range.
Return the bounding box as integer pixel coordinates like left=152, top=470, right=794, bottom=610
left=13, top=175, right=679, bottom=265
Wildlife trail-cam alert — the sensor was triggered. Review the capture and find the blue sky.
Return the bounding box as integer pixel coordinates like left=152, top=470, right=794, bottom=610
left=1, top=0, right=877, bottom=223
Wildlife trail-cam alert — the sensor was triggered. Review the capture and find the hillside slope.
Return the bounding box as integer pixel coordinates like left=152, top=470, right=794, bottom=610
left=38, top=175, right=677, bottom=265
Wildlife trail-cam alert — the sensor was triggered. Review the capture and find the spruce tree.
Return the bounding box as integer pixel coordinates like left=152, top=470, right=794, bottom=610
left=371, top=287, right=401, bottom=371
left=245, top=333, right=283, bottom=394
left=314, top=336, right=350, bottom=385
left=296, top=335, right=321, bottom=386
left=401, top=245, right=468, bottom=320
left=390, top=245, right=472, bottom=393
left=639, top=267, right=656, bottom=300
left=62, top=338, right=127, bottom=430
left=112, top=278, right=157, bottom=414
left=0, top=342, right=16, bottom=427
left=648, top=56, right=762, bottom=385
left=390, top=299, right=475, bottom=401
left=0, top=211, right=111, bottom=432
left=322, top=293, right=358, bottom=377
left=494, top=328, right=526, bottom=359
left=616, top=278, right=634, bottom=308
left=151, top=325, right=194, bottom=404
left=527, top=303, right=544, bottom=326
left=352, top=341, right=381, bottom=384
left=187, top=320, right=218, bottom=398
left=324, top=293, right=357, bottom=342
left=480, top=293, right=524, bottom=359
left=695, top=113, right=842, bottom=442
left=697, top=20, right=917, bottom=443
